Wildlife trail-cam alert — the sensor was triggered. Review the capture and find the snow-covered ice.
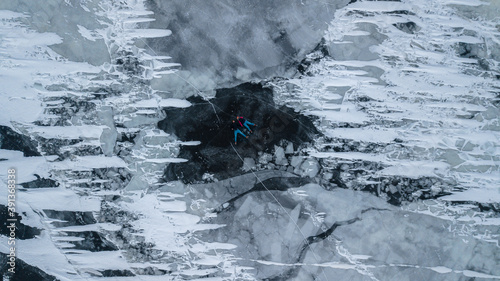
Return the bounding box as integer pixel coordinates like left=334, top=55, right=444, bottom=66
left=0, top=0, right=499, bottom=280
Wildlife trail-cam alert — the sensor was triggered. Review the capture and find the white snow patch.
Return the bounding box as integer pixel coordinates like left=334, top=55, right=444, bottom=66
left=28, top=125, right=106, bottom=139
left=0, top=14, right=99, bottom=129
left=66, top=251, right=131, bottom=271
left=443, top=0, right=487, bottom=6
left=442, top=186, right=500, bottom=203
left=132, top=98, right=192, bottom=108
left=307, top=109, right=370, bottom=124
left=144, top=158, right=188, bottom=163
left=20, top=188, right=101, bottom=212
left=311, top=152, right=385, bottom=163
left=428, top=266, right=453, bottom=274
left=180, top=141, right=201, bottom=146
left=0, top=233, right=82, bottom=281
left=0, top=10, right=28, bottom=20
left=0, top=150, right=50, bottom=183
left=462, top=270, right=500, bottom=279
left=51, top=156, right=128, bottom=171
left=326, top=127, right=399, bottom=143
left=125, top=28, right=172, bottom=38
left=378, top=161, right=450, bottom=178
left=77, top=24, right=98, bottom=41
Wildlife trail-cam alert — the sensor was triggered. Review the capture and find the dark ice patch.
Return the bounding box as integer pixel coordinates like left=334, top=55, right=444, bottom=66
left=393, top=21, right=420, bottom=34
left=456, top=42, right=487, bottom=59
left=40, top=96, right=97, bottom=127
left=62, top=231, right=118, bottom=252
left=43, top=210, right=97, bottom=227
left=20, top=175, right=58, bottom=188
left=98, top=269, right=135, bottom=277
left=115, top=51, right=145, bottom=76
left=0, top=126, right=40, bottom=157
left=158, top=82, right=319, bottom=183
left=346, top=9, right=415, bottom=17
left=0, top=206, right=41, bottom=240
left=385, top=10, right=415, bottom=16
left=362, top=176, right=451, bottom=206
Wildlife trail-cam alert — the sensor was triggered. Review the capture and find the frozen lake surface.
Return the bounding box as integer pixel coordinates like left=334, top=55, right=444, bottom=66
left=0, top=0, right=499, bottom=280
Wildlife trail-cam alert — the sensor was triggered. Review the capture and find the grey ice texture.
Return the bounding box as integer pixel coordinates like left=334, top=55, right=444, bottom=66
left=146, top=0, right=350, bottom=94
left=0, top=0, right=499, bottom=280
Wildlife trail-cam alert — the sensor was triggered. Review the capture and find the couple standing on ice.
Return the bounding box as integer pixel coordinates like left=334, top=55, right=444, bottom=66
left=231, top=116, right=257, bottom=144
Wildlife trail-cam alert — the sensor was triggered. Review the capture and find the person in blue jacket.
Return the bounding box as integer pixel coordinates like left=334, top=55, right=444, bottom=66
left=231, top=119, right=247, bottom=144
left=237, top=116, right=257, bottom=133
